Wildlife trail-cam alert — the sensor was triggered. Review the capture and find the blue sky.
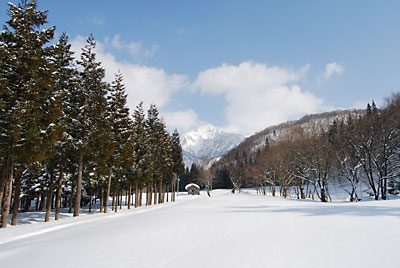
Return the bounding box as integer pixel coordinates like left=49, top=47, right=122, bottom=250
left=1, top=0, right=400, bottom=135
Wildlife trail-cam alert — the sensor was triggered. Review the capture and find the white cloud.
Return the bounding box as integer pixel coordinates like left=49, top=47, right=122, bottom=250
left=161, top=109, right=202, bottom=133
left=193, top=61, right=325, bottom=134
left=69, top=36, right=328, bottom=135
left=70, top=35, right=187, bottom=113
left=323, top=62, right=344, bottom=79
left=110, top=34, right=158, bottom=60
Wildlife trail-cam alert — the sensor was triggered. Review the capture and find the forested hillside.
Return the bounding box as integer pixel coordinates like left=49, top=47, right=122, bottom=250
left=210, top=99, right=400, bottom=202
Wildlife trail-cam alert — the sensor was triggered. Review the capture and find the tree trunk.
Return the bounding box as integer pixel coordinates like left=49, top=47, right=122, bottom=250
left=88, top=194, right=92, bottom=213
left=105, top=166, right=112, bottom=213
left=320, top=187, right=327, bottom=202
left=146, top=184, right=150, bottom=206
left=74, top=150, right=84, bottom=217
left=39, top=193, right=46, bottom=211
left=35, top=194, right=40, bottom=211
left=23, top=197, right=31, bottom=212
left=100, top=187, right=104, bottom=213
left=154, top=183, right=158, bottom=205
left=11, top=171, right=22, bottom=225
left=145, top=185, right=148, bottom=206
left=300, top=179, right=306, bottom=199
left=115, top=189, right=119, bottom=212
left=128, top=184, right=131, bottom=209
left=68, top=186, right=74, bottom=213
left=139, top=187, right=142, bottom=207
left=148, top=184, right=151, bottom=205
left=158, top=182, right=162, bottom=204
left=382, top=178, right=387, bottom=200
left=171, top=181, right=173, bottom=202
left=163, top=184, right=167, bottom=203
left=45, top=165, right=55, bottom=222
left=174, top=181, right=177, bottom=201
left=171, top=179, right=175, bottom=202
left=119, top=190, right=122, bottom=210
left=0, top=159, right=8, bottom=214
left=161, top=183, right=165, bottom=203
left=1, top=155, right=14, bottom=228
left=366, top=153, right=379, bottom=200
left=149, top=183, right=153, bottom=205
left=166, top=184, right=169, bottom=202
left=111, top=191, right=115, bottom=211
left=1, top=177, right=13, bottom=228
left=135, top=183, right=138, bottom=208
left=55, top=163, right=63, bottom=220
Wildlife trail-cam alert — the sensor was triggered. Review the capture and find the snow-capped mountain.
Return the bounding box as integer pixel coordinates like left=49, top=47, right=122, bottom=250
left=181, top=124, right=245, bottom=167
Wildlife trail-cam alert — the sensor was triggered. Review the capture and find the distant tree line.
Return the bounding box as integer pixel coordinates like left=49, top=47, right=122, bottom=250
left=178, top=163, right=233, bottom=194
left=211, top=96, right=400, bottom=202
left=0, top=1, right=184, bottom=228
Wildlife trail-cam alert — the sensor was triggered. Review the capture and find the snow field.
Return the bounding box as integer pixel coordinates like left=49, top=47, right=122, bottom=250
left=0, top=190, right=399, bottom=268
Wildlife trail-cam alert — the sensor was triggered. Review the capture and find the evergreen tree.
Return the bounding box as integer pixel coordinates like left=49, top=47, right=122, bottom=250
left=131, top=102, right=150, bottom=207
left=104, top=72, right=133, bottom=212
left=51, top=33, right=79, bottom=220
left=171, top=129, right=185, bottom=177
left=159, top=123, right=173, bottom=203
left=145, top=104, right=174, bottom=204
left=73, top=34, right=108, bottom=216
left=145, top=104, right=161, bottom=204
left=171, top=129, right=184, bottom=200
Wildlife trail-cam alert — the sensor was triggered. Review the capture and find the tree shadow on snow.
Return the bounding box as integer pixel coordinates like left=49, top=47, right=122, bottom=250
left=225, top=204, right=400, bottom=217
left=9, top=209, right=72, bottom=225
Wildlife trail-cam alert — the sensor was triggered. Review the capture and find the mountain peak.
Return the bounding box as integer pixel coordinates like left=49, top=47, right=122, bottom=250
left=184, top=124, right=222, bottom=143
left=181, top=124, right=244, bottom=167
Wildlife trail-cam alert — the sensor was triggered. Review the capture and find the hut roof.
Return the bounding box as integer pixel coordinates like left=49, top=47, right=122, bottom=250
left=185, top=183, right=200, bottom=190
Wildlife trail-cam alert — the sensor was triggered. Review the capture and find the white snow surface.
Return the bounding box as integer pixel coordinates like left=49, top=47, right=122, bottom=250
left=1, top=190, right=400, bottom=268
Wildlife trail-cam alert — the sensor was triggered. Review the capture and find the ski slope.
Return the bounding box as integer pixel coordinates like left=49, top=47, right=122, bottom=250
left=1, top=190, right=399, bottom=268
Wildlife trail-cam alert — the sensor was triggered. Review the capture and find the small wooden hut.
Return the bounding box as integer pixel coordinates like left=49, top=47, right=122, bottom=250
left=185, top=183, right=200, bottom=195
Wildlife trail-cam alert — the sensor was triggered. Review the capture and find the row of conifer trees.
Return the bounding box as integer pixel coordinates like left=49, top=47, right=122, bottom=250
left=0, top=0, right=185, bottom=228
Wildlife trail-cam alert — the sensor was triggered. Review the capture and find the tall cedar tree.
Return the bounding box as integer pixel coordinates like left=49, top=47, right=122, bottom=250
left=73, top=34, right=108, bottom=216
left=104, top=72, right=133, bottom=212
left=145, top=105, right=174, bottom=203
left=145, top=105, right=161, bottom=198
left=171, top=129, right=185, bottom=200
left=50, top=33, right=78, bottom=220
left=131, top=102, right=151, bottom=207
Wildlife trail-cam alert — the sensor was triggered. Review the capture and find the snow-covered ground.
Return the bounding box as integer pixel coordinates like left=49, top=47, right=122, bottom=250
left=1, top=190, right=399, bottom=268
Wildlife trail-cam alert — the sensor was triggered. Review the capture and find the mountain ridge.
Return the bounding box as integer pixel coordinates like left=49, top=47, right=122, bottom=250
left=215, top=108, right=364, bottom=163
left=181, top=124, right=245, bottom=167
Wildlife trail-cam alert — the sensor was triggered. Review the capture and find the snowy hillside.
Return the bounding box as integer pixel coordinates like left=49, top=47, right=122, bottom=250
left=224, top=109, right=364, bottom=158
left=1, top=190, right=399, bottom=268
left=181, top=124, right=244, bottom=167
